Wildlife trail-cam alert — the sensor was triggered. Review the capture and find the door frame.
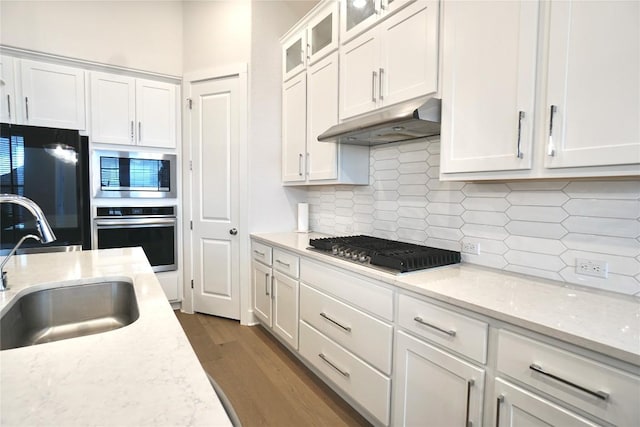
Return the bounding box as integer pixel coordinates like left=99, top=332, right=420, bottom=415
left=181, top=63, right=250, bottom=324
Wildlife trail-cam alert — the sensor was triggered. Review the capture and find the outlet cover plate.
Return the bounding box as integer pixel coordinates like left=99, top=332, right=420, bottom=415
left=576, top=258, right=608, bottom=279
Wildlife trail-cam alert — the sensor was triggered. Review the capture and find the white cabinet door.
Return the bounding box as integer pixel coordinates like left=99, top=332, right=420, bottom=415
left=393, top=331, right=485, bottom=427
left=307, top=52, right=339, bottom=181
left=283, top=30, right=306, bottom=82
left=0, top=56, right=16, bottom=124
left=494, top=378, right=601, bottom=427
left=340, top=28, right=380, bottom=119
left=90, top=72, right=136, bottom=145
left=135, top=79, right=176, bottom=149
left=440, top=0, right=538, bottom=173
left=379, top=0, right=439, bottom=107
left=282, top=72, right=307, bottom=182
left=544, top=0, right=640, bottom=168
left=341, top=0, right=380, bottom=43
left=307, top=2, right=339, bottom=66
left=20, top=59, right=86, bottom=130
left=252, top=261, right=272, bottom=327
left=273, top=271, right=299, bottom=349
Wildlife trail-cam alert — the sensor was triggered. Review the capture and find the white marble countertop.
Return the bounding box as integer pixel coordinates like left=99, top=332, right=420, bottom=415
left=0, top=248, right=231, bottom=427
left=252, top=232, right=640, bottom=366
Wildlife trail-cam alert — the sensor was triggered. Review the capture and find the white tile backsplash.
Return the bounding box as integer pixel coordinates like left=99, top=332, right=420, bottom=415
left=306, top=140, right=640, bottom=297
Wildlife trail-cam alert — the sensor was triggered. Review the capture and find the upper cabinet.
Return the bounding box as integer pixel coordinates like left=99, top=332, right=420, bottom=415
left=19, top=59, right=87, bottom=130
left=440, top=0, right=640, bottom=180
left=0, top=56, right=16, bottom=124
left=340, top=0, right=439, bottom=120
left=282, top=1, right=339, bottom=81
left=91, top=71, right=177, bottom=149
left=340, top=0, right=415, bottom=44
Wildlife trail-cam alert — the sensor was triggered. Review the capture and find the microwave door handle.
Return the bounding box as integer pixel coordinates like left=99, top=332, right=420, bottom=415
left=94, top=218, right=176, bottom=227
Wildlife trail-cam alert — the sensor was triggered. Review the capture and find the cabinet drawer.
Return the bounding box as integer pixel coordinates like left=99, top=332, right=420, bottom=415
left=398, top=293, right=488, bottom=364
left=497, top=329, right=640, bottom=426
left=300, top=258, right=394, bottom=321
left=299, top=321, right=391, bottom=425
left=251, top=240, right=272, bottom=266
left=273, top=249, right=299, bottom=278
left=300, top=283, right=393, bottom=374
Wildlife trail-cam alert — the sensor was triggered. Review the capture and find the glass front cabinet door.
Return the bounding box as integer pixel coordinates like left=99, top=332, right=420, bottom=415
left=307, top=2, right=339, bottom=66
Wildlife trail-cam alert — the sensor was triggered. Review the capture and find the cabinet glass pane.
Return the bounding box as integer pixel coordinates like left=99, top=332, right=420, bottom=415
left=286, top=39, right=303, bottom=73
left=311, top=14, right=333, bottom=55
left=346, top=0, right=377, bottom=31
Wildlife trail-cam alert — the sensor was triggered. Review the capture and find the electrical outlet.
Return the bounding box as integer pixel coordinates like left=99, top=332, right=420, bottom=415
left=576, top=258, right=608, bottom=279
left=462, top=241, right=480, bottom=255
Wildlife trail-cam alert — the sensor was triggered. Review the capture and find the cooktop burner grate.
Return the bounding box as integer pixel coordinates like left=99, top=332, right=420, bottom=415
left=309, top=235, right=461, bottom=273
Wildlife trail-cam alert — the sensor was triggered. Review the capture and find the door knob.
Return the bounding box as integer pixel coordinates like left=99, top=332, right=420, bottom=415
left=229, top=228, right=238, bottom=235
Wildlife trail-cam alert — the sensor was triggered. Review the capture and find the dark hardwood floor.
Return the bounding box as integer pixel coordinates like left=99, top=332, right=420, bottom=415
left=175, top=311, right=372, bottom=427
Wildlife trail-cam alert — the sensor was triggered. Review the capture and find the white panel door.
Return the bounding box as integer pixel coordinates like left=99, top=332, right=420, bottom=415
left=380, top=1, right=439, bottom=107
left=440, top=0, right=538, bottom=173
left=273, top=271, right=299, bottom=349
left=135, top=79, right=176, bottom=149
left=339, top=28, right=380, bottom=120
left=494, top=379, right=600, bottom=427
left=252, top=261, right=272, bottom=326
left=90, top=72, right=136, bottom=145
left=544, top=0, right=640, bottom=168
left=20, top=59, right=86, bottom=130
left=0, top=56, right=16, bottom=124
left=190, top=76, right=240, bottom=320
left=282, top=72, right=307, bottom=182
left=306, top=52, right=338, bottom=181
left=393, top=331, right=485, bottom=427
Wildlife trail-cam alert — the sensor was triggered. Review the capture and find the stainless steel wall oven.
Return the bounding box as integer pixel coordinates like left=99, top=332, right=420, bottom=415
left=93, top=206, right=177, bottom=272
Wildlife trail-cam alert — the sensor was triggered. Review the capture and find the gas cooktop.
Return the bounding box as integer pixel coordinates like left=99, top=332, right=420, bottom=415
left=308, top=235, right=461, bottom=273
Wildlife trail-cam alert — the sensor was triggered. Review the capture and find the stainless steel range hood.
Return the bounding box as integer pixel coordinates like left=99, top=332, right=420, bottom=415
left=317, top=95, right=441, bottom=146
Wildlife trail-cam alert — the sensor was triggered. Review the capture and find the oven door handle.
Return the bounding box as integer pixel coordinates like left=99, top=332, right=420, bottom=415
left=94, top=218, right=177, bottom=227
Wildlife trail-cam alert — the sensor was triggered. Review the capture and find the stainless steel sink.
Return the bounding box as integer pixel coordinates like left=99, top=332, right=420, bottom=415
left=0, top=281, right=139, bottom=350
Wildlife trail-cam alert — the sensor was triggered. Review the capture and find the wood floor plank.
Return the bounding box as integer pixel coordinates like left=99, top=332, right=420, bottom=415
left=176, top=311, right=372, bottom=427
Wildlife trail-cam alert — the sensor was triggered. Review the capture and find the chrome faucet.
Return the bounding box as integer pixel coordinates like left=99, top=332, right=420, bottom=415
left=0, top=194, right=56, bottom=291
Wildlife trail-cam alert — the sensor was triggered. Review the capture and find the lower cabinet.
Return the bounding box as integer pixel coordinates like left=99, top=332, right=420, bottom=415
left=252, top=260, right=272, bottom=327
left=272, top=271, right=299, bottom=349
left=299, top=321, right=391, bottom=425
left=393, top=330, right=485, bottom=427
left=494, top=379, right=599, bottom=427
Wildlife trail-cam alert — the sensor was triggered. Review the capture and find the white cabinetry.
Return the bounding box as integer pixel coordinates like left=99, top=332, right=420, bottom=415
left=272, top=249, right=300, bottom=349
left=251, top=240, right=273, bottom=326
left=440, top=0, right=640, bottom=180
left=91, top=71, right=177, bottom=149
left=340, top=0, right=415, bottom=43
left=0, top=56, right=16, bottom=123
left=299, top=258, right=393, bottom=425
left=20, top=59, right=87, bottom=130
left=393, top=330, right=485, bottom=427
left=282, top=2, right=369, bottom=186
left=340, top=0, right=439, bottom=120
left=496, top=329, right=640, bottom=426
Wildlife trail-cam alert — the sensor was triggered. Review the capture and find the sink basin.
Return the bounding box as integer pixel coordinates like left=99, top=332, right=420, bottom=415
left=0, top=281, right=139, bottom=350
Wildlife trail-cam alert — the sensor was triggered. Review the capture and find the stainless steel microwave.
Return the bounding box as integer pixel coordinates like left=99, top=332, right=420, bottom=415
left=92, top=150, right=177, bottom=199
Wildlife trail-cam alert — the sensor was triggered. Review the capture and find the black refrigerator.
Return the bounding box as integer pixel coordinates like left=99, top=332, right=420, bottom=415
left=0, top=123, right=91, bottom=254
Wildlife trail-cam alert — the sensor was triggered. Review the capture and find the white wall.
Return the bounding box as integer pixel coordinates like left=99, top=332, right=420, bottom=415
left=248, top=0, right=317, bottom=232
left=182, top=0, right=252, bottom=74
left=0, top=0, right=183, bottom=76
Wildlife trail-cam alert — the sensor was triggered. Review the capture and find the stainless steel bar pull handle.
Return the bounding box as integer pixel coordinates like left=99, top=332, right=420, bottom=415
left=516, top=111, right=524, bottom=159
left=138, top=122, right=142, bottom=142
left=6, top=95, right=10, bottom=120
left=270, top=274, right=274, bottom=300
left=465, top=379, right=474, bottom=427
left=265, top=274, right=270, bottom=296
left=298, top=153, right=303, bottom=176
left=320, top=312, right=352, bottom=332
left=414, top=316, right=456, bottom=337
left=25, top=97, right=29, bottom=120
left=318, top=353, right=350, bottom=377
left=495, top=394, right=504, bottom=427
left=275, top=259, right=290, bottom=267
left=379, top=68, right=384, bottom=100
left=372, top=71, right=378, bottom=102
left=131, top=121, right=134, bottom=141
left=547, top=105, right=557, bottom=156
left=529, top=363, right=610, bottom=401
left=253, top=250, right=265, bottom=257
